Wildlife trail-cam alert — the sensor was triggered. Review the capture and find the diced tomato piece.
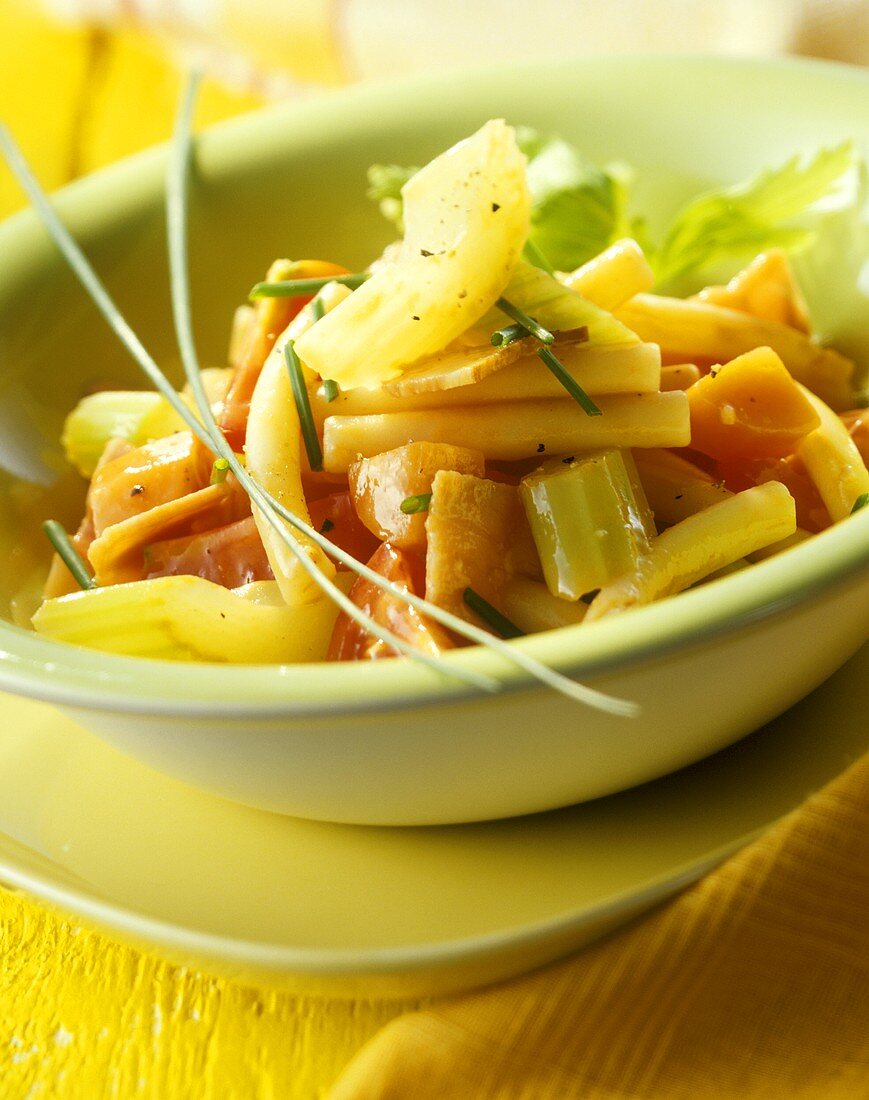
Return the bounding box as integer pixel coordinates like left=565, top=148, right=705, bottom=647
left=145, top=515, right=273, bottom=588
left=308, top=491, right=381, bottom=565
left=714, top=454, right=831, bottom=533
left=328, top=542, right=456, bottom=661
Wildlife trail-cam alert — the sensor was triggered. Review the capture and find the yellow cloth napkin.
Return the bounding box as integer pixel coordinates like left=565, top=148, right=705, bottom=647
left=330, top=752, right=869, bottom=1098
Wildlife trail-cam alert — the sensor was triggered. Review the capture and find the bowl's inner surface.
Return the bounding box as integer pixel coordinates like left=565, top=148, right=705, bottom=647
left=1, top=56, right=868, bottom=633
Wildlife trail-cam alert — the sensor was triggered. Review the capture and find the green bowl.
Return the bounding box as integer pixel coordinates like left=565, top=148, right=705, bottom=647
left=0, top=55, right=867, bottom=824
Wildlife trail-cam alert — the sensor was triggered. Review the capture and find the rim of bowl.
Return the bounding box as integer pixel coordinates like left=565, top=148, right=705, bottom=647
left=0, top=53, right=867, bottom=719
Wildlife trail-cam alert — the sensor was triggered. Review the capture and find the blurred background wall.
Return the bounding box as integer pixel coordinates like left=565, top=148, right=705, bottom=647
left=1, top=0, right=868, bottom=216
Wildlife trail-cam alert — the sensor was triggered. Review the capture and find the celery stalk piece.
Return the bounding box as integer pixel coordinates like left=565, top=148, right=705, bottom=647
left=61, top=369, right=236, bottom=478
left=294, top=120, right=531, bottom=390
left=32, top=575, right=352, bottom=663
left=61, top=391, right=164, bottom=477
left=520, top=449, right=654, bottom=601
left=486, top=261, right=640, bottom=347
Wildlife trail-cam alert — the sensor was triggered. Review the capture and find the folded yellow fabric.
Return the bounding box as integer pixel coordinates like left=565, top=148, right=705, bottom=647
left=330, top=751, right=869, bottom=1099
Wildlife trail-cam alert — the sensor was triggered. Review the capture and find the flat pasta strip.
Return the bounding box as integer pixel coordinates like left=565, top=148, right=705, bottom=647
left=245, top=293, right=340, bottom=602
left=323, top=393, right=691, bottom=471
left=500, top=576, right=589, bottom=633
left=797, top=387, right=869, bottom=521
left=561, top=238, right=655, bottom=311
left=659, top=364, right=701, bottom=391
left=615, top=293, right=856, bottom=410
left=311, top=343, right=661, bottom=425
left=586, top=481, right=797, bottom=620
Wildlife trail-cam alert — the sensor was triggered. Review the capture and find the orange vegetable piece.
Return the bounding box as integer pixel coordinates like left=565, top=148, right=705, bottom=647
left=714, top=454, right=831, bottom=533
left=88, top=482, right=251, bottom=585
left=43, top=438, right=132, bottom=598
left=425, top=470, right=540, bottom=624
left=695, top=249, right=811, bottom=333
left=328, top=542, right=455, bottom=661
left=87, top=430, right=212, bottom=536
left=840, top=408, right=869, bottom=465
left=687, top=346, right=821, bottom=461
left=307, top=491, right=381, bottom=565
left=145, top=516, right=274, bottom=588
left=220, top=258, right=349, bottom=451
left=348, top=442, right=485, bottom=551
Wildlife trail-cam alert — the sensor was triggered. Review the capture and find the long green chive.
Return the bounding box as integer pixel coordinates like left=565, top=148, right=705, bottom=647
left=163, top=86, right=498, bottom=689
left=4, top=84, right=496, bottom=697
left=0, top=125, right=214, bottom=455
left=161, top=76, right=635, bottom=715
left=463, top=587, right=525, bottom=639
left=310, top=294, right=326, bottom=322
left=523, top=238, right=556, bottom=276
left=400, top=492, right=432, bottom=515
left=851, top=492, right=869, bottom=514
left=283, top=340, right=322, bottom=471
left=0, top=79, right=639, bottom=715
left=163, top=83, right=495, bottom=694
left=42, top=520, right=96, bottom=591
left=538, top=345, right=602, bottom=416
left=496, top=297, right=555, bottom=345
left=250, top=272, right=369, bottom=299
left=490, top=322, right=527, bottom=348
left=322, top=378, right=340, bottom=402
left=210, top=457, right=230, bottom=484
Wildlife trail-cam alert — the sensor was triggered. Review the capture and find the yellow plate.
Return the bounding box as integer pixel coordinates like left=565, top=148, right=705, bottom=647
left=1, top=645, right=865, bottom=999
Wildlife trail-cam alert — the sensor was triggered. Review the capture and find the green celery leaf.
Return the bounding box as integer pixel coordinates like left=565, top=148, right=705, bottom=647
left=516, top=126, right=629, bottom=272
left=366, top=163, right=418, bottom=232
left=653, top=142, right=859, bottom=287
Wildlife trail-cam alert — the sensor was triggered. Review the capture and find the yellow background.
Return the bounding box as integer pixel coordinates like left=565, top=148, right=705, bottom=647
left=2, top=4, right=868, bottom=1097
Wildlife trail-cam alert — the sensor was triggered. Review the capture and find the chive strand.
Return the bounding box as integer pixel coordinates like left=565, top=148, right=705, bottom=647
left=165, top=78, right=497, bottom=692
left=537, top=346, right=602, bottom=416
left=400, top=492, right=432, bottom=515
left=310, top=294, right=326, bottom=322
left=2, top=79, right=639, bottom=715
left=250, top=272, right=370, bottom=299
left=490, top=322, right=527, bottom=347
left=0, top=124, right=215, bottom=455
left=42, top=520, right=96, bottom=591
left=284, top=340, right=323, bottom=471
left=463, top=587, right=525, bottom=639
left=496, top=297, right=555, bottom=344
left=210, top=457, right=230, bottom=484
left=322, top=378, right=340, bottom=402
left=851, top=492, right=869, bottom=514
